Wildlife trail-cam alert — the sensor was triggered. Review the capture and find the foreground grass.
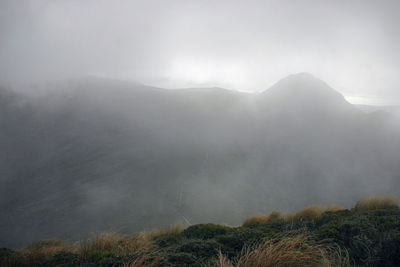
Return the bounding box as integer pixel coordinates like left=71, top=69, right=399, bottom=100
left=211, top=234, right=350, bottom=267
left=1, top=196, right=399, bottom=266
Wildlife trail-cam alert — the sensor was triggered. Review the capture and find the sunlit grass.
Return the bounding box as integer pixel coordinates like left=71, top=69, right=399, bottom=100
left=144, top=222, right=186, bottom=239
left=242, top=205, right=344, bottom=226
left=242, top=211, right=284, bottom=227
left=285, top=205, right=344, bottom=222
left=354, top=195, right=399, bottom=211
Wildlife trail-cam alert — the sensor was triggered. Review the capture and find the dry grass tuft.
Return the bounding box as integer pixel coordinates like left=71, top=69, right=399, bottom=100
left=242, top=211, right=284, bottom=227
left=78, top=223, right=185, bottom=262
left=145, top=222, right=186, bottom=239
left=285, top=205, right=344, bottom=222
left=208, top=251, right=234, bottom=267
left=6, top=239, right=76, bottom=266
left=210, top=234, right=350, bottom=267
left=236, top=235, right=330, bottom=267
left=3, top=223, right=185, bottom=266
left=243, top=205, right=345, bottom=226
left=79, top=232, right=151, bottom=260
left=354, top=195, right=399, bottom=211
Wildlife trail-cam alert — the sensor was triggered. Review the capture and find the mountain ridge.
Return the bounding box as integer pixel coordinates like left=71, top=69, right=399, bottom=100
left=0, top=74, right=399, bottom=248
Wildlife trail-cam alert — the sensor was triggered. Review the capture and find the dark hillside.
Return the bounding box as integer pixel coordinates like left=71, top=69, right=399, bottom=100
left=1, top=75, right=399, bottom=247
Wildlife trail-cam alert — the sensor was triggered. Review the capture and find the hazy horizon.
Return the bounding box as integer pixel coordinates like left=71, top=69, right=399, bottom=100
left=2, top=72, right=400, bottom=107
left=1, top=0, right=400, bottom=105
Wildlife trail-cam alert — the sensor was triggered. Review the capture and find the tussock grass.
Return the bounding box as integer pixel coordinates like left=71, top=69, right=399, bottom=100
left=236, top=235, right=330, bottom=267
left=145, top=222, right=186, bottom=239
left=5, top=239, right=76, bottom=266
left=79, top=222, right=185, bottom=257
left=210, top=234, right=350, bottom=267
left=242, top=211, right=284, bottom=227
left=208, top=251, right=233, bottom=267
left=285, top=205, right=344, bottom=222
left=79, top=232, right=151, bottom=260
left=243, top=205, right=344, bottom=226
left=354, top=195, right=399, bottom=211
left=2, top=224, right=184, bottom=266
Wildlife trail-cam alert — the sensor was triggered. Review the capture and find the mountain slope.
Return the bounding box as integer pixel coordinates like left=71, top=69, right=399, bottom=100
left=0, top=75, right=399, bottom=247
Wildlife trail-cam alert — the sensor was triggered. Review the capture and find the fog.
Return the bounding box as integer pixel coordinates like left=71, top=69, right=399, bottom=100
left=1, top=1, right=400, bottom=248
left=1, top=0, right=400, bottom=104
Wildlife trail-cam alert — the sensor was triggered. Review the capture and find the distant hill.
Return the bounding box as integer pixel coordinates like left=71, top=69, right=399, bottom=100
left=1, top=74, right=399, bottom=247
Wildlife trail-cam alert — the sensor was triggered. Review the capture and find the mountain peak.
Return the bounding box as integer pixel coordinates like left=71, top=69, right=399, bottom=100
left=267, top=72, right=338, bottom=93
left=264, top=73, right=346, bottom=103
left=283, top=72, right=317, bottom=80
left=261, top=73, right=359, bottom=115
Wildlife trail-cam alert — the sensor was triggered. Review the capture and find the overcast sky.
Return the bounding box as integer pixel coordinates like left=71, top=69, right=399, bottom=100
left=1, top=0, right=399, bottom=104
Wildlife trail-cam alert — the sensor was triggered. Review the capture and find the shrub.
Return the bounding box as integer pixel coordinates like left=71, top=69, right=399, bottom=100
left=183, top=224, right=232, bottom=239
left=242, top=211, right=284, bottom=227
left=177, top=239, right=221, bottom=259
left=154, top=232, right=183, bottom=248
left=354, top=196, right=399, bottom=211
left=168, top=252, right=196, bottom=265
left=315, top=209, right=400, bottom=266
left=215, top=228, right=265, bottom=257
left=377, top=231, right=400, bottom=267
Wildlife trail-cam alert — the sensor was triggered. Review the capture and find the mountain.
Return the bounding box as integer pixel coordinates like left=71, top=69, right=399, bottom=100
left=265, top=73, right=346, bottom=103
left=1, top=74, right=399, bottom=247
left=263, top=73, right=358, bottom=113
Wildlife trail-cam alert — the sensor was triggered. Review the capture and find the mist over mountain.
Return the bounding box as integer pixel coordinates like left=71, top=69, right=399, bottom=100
left=1, top=73, right=399, bottom=248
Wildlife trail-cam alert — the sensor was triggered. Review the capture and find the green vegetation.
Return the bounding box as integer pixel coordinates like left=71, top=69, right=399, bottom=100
left=1, top=196, right=399, bottom=266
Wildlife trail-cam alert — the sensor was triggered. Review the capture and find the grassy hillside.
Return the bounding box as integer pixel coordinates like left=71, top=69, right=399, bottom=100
left=1, top=196, right=399, bottom=267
